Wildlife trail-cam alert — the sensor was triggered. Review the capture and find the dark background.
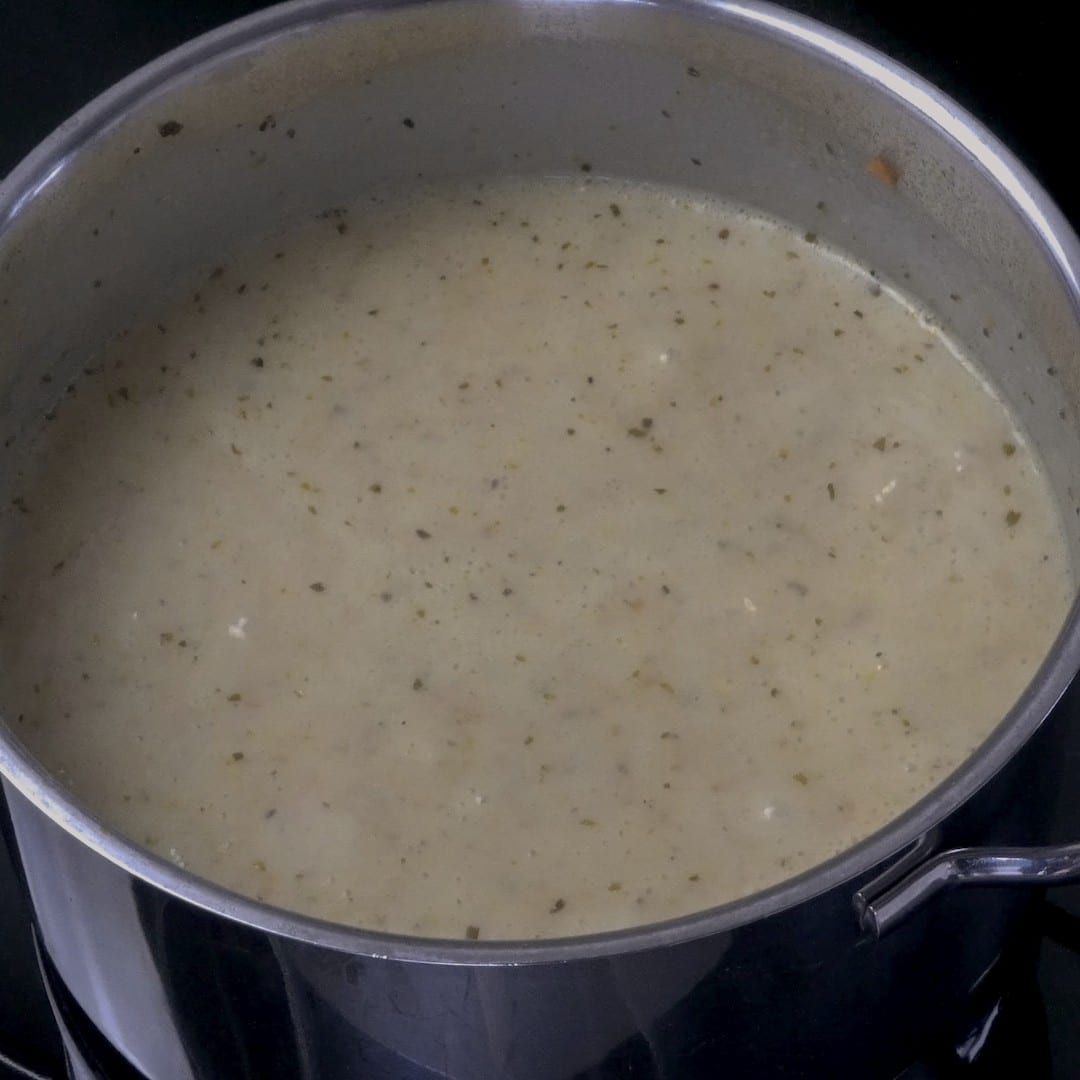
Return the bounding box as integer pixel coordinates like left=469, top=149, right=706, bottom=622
left=0, top=2, right=1077, bottom=1077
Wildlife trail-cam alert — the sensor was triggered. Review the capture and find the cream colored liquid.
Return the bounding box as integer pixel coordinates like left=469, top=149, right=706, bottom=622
left=0, top=177, right=1070, bottom=939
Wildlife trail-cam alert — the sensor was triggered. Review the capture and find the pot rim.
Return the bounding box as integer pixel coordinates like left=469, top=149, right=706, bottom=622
left=2, top=0, right=1080, bottom=966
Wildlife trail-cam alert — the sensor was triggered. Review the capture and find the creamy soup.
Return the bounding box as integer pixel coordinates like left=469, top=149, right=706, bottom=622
left=0, top=177, right=1070, bottom=939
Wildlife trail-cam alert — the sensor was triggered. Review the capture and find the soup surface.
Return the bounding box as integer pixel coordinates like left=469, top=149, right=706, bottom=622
left=0, top=177, right=1070, bottom=939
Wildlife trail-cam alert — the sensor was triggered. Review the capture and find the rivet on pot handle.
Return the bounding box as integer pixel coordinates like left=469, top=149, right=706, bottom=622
left=854, top=840, right=1080, bottom=938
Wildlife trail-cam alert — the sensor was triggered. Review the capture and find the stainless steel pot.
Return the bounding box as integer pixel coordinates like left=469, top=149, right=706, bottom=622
left=3, top=1, right=1080, bottom=1076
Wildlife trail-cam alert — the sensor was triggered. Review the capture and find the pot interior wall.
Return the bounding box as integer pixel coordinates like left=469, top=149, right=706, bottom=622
left=1, top=0, right=1078, bottom=732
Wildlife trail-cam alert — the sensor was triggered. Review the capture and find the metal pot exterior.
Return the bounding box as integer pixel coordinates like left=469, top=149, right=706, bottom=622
left=3, top=685, right=1072, bottom=1079
left=3, top=2, right=1080, bottom=1077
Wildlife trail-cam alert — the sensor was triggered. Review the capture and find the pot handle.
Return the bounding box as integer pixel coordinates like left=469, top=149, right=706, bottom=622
left=854, top=840, right=1080, bottom=937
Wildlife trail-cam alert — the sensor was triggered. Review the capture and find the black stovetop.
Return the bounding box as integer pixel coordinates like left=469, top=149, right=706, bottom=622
left=2, top=2, right=1080, bottom=1077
